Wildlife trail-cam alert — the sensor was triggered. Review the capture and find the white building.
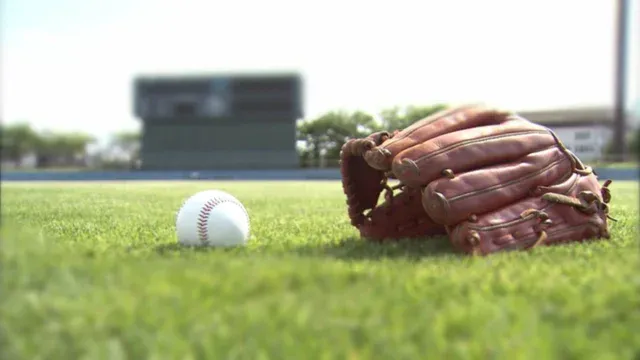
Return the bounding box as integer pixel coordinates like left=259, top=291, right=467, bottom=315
left=517, top=106, right=638, bottom=162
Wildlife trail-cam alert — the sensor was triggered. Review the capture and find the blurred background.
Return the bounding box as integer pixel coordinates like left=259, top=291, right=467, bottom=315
left=1, top=0, right=638, bottom=173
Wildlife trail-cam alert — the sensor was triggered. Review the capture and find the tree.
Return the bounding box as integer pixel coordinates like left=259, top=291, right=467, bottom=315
left=110, top=130, right=142, bottom=160
left=0, top=122, right=40, bottom=163
left=378, top=104, right=448, bottom=131
left=295, top=104, right=449, bottom=167
left=34, top=131, right=96, bottom=167
left=297, top=110, right=378, bottom=167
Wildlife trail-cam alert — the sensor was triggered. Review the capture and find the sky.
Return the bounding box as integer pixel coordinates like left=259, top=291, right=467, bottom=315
left=2, top=0, right=639, bottom=143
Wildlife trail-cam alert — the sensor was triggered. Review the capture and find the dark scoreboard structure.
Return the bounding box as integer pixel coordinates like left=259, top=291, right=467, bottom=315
left=132, top=73, right=303, bottom=170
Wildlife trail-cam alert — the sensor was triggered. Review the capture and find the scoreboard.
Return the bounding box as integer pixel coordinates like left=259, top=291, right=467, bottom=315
left=133, top=73, right=303, bottom=121
left=132, top=73, right=303, bottom=170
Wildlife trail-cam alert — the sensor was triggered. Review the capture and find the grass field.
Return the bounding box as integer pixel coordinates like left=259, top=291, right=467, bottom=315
left=2, top=180, right=639, bottom=360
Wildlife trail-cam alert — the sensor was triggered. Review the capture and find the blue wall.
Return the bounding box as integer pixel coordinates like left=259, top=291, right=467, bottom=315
left=2, top=167, right=638, bottom=182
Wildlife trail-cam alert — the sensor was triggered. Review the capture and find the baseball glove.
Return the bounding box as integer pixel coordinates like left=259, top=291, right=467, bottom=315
left=341, top=104, right=614, bottom=255
left=340, top=131, right=447, bottom=240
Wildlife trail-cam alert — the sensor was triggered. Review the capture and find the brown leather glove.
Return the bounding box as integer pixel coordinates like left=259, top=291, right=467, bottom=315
left=342, top=104, right=614, bottom=255
left=340, top=132, right=447, bottom=241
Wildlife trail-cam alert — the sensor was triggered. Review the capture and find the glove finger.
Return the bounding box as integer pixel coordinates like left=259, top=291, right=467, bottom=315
left=391, top=116, right=556, bottom=187
left=363, top=104, right=512, bottom=171
left=422, top=146, right=574, bottom=225
left=359, top=187, right=446, bottom=240
left=449, top=172, right=611, bottom=256
left=340, top=132, right=392, bottom=227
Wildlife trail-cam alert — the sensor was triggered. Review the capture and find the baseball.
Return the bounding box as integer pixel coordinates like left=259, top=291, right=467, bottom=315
left=175, top=189, right=250, bottom=247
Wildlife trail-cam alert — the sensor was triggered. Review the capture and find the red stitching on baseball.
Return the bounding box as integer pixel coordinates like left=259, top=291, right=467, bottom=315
left=197, top=199, right=218, bottom=244
left=196, top=197, right=250, bottom=245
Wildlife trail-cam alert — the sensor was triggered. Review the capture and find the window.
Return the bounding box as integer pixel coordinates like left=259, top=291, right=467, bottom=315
left=574, top=131, right=591, bottom=140
left=574, top=145, right=595, bottom=153
left=173, top=102, right=198, bottom=116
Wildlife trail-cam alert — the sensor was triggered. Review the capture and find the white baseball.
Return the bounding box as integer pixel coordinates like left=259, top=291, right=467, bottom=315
left=175, top=190, right=250, bottom=247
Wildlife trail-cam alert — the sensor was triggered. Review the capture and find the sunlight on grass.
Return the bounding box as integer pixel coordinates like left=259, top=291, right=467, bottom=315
left=1, top=180, right=639, bottom=359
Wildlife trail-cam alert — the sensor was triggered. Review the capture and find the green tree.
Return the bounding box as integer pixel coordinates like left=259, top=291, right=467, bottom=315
left=110, top=130, right=142, bottom=160
left=297, top=110, right=378, bottom=167
left=296, top=104, right=449, bottom=167
left=378, top=104, right=448, bottom=131
left=0, top=122, right=40, bottom=163
left=35, top=131, right=96, bottom=168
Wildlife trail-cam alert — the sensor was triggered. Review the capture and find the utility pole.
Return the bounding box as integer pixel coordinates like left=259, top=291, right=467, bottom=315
left=613, top=0, right=630, bottom=161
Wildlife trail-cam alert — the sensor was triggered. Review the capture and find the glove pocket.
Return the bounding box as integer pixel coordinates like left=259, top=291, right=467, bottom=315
left=359, top=188, right=446, bottom=241
left=340, top=137, right=388, bottom=227
left=422, top=147, right=573, bottom=226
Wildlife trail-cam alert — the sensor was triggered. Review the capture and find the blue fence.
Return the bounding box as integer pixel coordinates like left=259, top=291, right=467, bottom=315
left=2, top=167, right=639, bottom=182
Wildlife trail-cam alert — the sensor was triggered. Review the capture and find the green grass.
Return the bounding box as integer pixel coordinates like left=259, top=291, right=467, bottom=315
left=2, top=180, right=639, bottom=360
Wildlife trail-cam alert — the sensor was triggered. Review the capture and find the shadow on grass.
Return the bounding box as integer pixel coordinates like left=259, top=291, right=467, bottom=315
left=152, top=236, right=460, bottom=261
left=291, top=235, right=459, bottom=261
left=153, top=242, right=242, bottom=254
